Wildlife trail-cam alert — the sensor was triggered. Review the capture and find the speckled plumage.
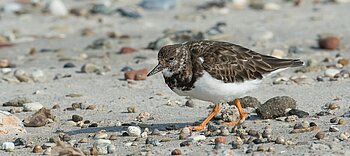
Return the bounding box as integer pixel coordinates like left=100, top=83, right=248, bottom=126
left=148, top=40, right=303, bottom=103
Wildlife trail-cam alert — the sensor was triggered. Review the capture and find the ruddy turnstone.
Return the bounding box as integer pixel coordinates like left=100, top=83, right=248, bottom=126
left=148, top=40, right=303, bottom=131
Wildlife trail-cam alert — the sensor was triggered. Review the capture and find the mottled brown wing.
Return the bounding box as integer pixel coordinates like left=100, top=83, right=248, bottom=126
left=201, top=42, right=303, bottom=83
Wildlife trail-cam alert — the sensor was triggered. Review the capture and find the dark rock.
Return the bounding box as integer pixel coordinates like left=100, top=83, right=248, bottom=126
left=140, top=0, right=176, bottom=10
left=171, top=149, right=182, bottom=155
left=117, top=8, right=141, bottom=19
left=185, top=99, right=195, bottom=108
left=145, top=137, right=161, bottom=146
left=230, top=96, right=261, bottom=108
left=72, top=115, right=83, bottom=122
left=256, top=96, right=297, bottom=119
left=13, top=138, right=26, bottom=146
left=63, top=63, right=76, bottom=68
left=287, top=109, right=309, bottom=118
left=121, top=66, right=133, bottom=72
left=3, top=97, right=32, bottom=107
left=89, top=123, right=98, bottom=127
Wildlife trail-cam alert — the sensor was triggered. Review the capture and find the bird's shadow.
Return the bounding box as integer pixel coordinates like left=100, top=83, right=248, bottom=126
left=65, top=122, right=192, bottom=136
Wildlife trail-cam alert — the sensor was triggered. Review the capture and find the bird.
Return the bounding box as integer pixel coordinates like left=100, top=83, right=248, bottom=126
left=147, top=40, right=303, bottom=131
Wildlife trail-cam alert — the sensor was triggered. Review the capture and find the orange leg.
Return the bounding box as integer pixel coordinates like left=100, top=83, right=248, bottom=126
left=189, top=103, right=221, bottom=131
left=223, top=98, right=248, bottom=126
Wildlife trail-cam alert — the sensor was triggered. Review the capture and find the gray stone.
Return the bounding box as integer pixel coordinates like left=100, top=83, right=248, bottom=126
left=256, top=96, right=297, bottom=119
left=23, top=102, right=43, bottom=112
left=1, top=142, right=15, bottom=152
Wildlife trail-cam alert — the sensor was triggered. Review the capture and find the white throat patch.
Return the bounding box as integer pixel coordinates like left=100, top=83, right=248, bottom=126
left=162, top=69, right=174, bottom=77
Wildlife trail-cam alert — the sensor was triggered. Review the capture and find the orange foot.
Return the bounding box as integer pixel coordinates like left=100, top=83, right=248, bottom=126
left=223, top=98, right=249, bottom=126
left=189, top=103, right=221, bottom=131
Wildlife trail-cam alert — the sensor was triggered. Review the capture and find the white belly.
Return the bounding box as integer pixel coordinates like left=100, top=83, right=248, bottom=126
left=172, top=71, right=261, bottom=103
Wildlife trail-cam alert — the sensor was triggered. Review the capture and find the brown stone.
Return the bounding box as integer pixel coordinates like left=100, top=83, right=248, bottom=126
left=119, top=47, right=137, bottom=54
left=171, top=149, right=182, bottom=155
left=318, top=36, right=340, bottom=50
left=23, top=108, right=55, bottom=127
left=33, top=145, right=43, bottom=153
left=124, top=68, right=148, bottom=81
left=215, top=136, right=227, bottom=144
left=338, top=58, right=349, bottom=66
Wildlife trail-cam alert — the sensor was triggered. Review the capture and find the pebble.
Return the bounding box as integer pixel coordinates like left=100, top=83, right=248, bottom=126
left=337, top=118, right=346, bottom=125
left=13, top=138, right=26, bottom=146
left=146, top=137, right=162, bottom=146
left=315, top=131, right=326, bottom=140
left=262, top=128, right=272, bottom=138
left=87, top=38, right=112, bottom=49
left=294, top=121, right=309, bottom=129
left=256, top=96, right=297, bottom=119
left=63, top=63, right=76, bottom=68
left=185, top=99, right=195, bottom=107
left=14, top=69, right=30, bottom=82
left=117, top=8, right=142, bottom=19
left=1, top=142, right=15, bottom=152
left=0, top=59, right=10, bottom=68
left=275, top=136, right=285, bottom=144
left=325, top=69, right=341, bottom=78
left=189, top=135, right=206, bottom=142
left=121, top=66, right=133, bottom=72
left=72, top=115, right=83, bottom=122
left=215, top=136, right=227, bottom=144
left=124, top=68, right=148, bottom=81
left=318, top=35, right=340, bottom=50
left=81, top=63, right=101, bottom=74
left=127, top=126, right=142, bottom=137
left=0, top=111, right=26, bottom=134
left=42, top=143, right=56, bottom=149
left=220, top=127, right=230, bottom=136
left=257, top=145, right=267, bottom=151
left=327, top=103, right=339, bottom=110
left=337, top=132, right=349, bottom=141
left=23, top=102, right=43, bottom=112
left=3, top=97, right=31, bottom=107
left=135, top=112, right=152, bottom=122
left=48, top=0, right=68, bottom=16
left=33, top=145, right=43, bottom=153
left=31, top=69, right=46, bottom=82
left=232, top=96, right=261, bottom=108
left=140, top=0, right=177, bottom=10
left=231, top=136, right=243, bottom=149
left=171, top=149, right=182, bottom=155
left=127, top=106, right=137, bottom=113
left=119, top=47, right=137, bottom=54
left=93, top=139, right=114, bottom=155
left=287, top=109, right=309, bottom=118
left=329, top=126, right=339, bottom=132
left=23, top=108, right=55, bottom=127
left=63, top=121, right=77, bottom=126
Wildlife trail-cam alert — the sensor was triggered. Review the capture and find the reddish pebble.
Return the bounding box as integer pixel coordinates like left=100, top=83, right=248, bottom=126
left=33, top=145, right=43, bottom=153
left=318, top=36, right=340, bottom=50
left=171, top=149, right=182, bottom=155
left=125, top=68, right=148, bottom=80
left=215, top=136, right=227, bottom=144
left=120, top=47, right=137, bottom=54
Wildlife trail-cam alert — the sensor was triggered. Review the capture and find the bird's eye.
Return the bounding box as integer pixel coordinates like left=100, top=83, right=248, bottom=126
left=169, top=57, right=175, bottom=61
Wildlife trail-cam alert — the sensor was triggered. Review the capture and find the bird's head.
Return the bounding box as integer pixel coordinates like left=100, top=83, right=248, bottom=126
left=147, top=44, right=184, bottom=77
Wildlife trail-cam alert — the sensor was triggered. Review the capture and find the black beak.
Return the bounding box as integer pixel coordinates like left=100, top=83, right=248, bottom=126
left=147, top=64, right=164, bottom=77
